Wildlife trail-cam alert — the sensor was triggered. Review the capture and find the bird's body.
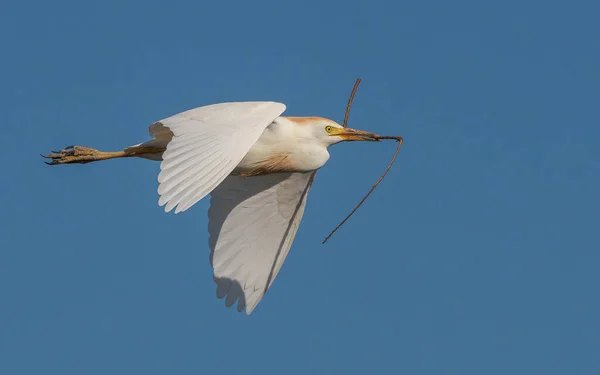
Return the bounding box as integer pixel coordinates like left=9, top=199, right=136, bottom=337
left=235, top=117, right=338, bottom=175
left=133, top=115, right=342, bottom=175
left=44, top=101, right=381, bottom=314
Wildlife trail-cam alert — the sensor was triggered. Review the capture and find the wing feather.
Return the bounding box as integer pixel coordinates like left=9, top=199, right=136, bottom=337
left=208, top=172, right=316, bottom=314
left=156, top=102, right=286, bottom=213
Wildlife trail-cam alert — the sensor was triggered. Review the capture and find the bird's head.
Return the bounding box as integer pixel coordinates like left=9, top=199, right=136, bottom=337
left=284, top=116, right=381, bottom=146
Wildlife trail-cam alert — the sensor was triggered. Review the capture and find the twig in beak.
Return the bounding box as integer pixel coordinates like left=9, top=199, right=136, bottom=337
left=323, top=77, right=403, bottom=244
left=322, top=136, right=403, bottom=244
left=343, top=78, right=361, bottom=128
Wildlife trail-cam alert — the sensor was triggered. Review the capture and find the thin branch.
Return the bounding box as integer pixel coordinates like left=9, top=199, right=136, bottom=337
left=322, top=136, right=403, bottom=244
left=343, top=78, right=361, bottom=128
left=323, top=78, right=404, bottom=244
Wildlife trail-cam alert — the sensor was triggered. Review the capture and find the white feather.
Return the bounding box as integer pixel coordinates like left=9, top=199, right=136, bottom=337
left=208, top=171, right=316, bottom=314
left=156, top=102, right=286, bottom=213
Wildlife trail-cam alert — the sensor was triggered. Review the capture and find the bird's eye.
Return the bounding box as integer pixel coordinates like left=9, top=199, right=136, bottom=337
left=325, top=126, right=333, bottom=133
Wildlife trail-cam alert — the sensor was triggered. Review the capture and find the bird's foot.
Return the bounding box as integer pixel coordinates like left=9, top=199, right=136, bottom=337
left=41, top=146, right=101, bottom=165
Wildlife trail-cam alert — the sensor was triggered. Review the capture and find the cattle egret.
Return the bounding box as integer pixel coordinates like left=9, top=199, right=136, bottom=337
left=43, top=102, right=388, bottom=314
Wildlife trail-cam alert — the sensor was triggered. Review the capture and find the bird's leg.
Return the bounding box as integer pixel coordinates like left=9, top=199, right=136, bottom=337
left=41, top=146, right=128, bottom=165
left=41, top=145, right=164, bottom=165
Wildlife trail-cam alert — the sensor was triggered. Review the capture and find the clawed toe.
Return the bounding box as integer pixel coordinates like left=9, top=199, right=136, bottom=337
left=41, top=146, right=99, bottom=165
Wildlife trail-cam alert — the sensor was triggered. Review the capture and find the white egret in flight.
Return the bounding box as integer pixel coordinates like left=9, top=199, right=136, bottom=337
left=43, top=85, right=402, bottom=314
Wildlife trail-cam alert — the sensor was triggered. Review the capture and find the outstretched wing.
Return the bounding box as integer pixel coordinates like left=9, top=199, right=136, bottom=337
left=208, top=171, right=316, bottom=314
left=155, top=102, right=286, bottom=213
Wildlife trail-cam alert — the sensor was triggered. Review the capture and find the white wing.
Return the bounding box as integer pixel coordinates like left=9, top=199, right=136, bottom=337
left=155, top=102, right=286, bottom=213
left=208, top=171, right=316, bottom=314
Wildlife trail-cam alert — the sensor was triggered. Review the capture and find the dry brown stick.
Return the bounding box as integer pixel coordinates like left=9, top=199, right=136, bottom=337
left=343, top=78, right=361, bottom=128
left=323, top=78, right=404, bottom=243
left=322, top=136, right=404, bottom=244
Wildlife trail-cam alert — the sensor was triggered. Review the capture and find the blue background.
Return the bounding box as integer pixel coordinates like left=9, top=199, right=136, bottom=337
left=2, top=0, right=599, bottom=373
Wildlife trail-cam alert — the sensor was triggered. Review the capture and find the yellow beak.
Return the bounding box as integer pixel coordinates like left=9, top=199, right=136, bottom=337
left=334, top=128, right=381, bottom=142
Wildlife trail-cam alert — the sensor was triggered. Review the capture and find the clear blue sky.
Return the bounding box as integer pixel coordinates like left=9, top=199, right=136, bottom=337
left=2, top=0, right=599, bottom=374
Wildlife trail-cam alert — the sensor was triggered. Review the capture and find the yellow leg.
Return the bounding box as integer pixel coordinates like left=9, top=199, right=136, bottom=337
left=41, top=145, right=164, bottom=165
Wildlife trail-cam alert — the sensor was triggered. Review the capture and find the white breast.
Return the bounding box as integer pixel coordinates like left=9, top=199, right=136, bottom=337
left=235, top=117, right=330, bottom=174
